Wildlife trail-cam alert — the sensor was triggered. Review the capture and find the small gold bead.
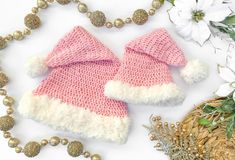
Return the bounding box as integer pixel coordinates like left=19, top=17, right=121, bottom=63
left=41, top=139, right=48, bottom=146
left=67, top=141, right=84, bottom=157
left=114, top=18, right=125, bottom=28
left=3, top=131, right=11, bottom=138
left=5, top=34, right=13, bottom=41
left=72, top=0, right=80, bottom=3
left=83, top=151, right=91, bottom=158
left=164, top=122, right=168, bottom=126
left=78, top=3, right=88, bottom=13
left=91, top=154, right=102, bottom=160
left=31, top=7, right=39, bottom=14
left=105, top=22, right=113, bottom=28
left=0, top=116, right=14, bottom=131
left=23, top=142, right=41, bottom=158
left=171, top=124, right=175, bottom=128
left=0, top=72, right=8, bottom=88
left=132, top=9, right=149, bottom=25
left=37, top=0, right=48, bottom=9
left=23, top=28, right=31, bottom=35
left=86, top=11, right=92, bottom=18
left=24, top=14, right=41, bottom=30
left=156, top=116, right=161, bottom=121
left=8, top=138, right=20, bottom=148
left=152, top=0, right=162, bottom=9
left=61, top=138, right=69, bottom=145
left=148, top=9, right=156, bottom=16
left=156, top=143, right=161, bottom=147
left=47, top=0, right=54, bottom=3
left=150, top=135, right=156, bottom=141
left=125, top=18, right=132, bottom=24
left=49, top=136, right=60, bottom=146
left=0, top=89, right=7, bottom=96
left=15, top=146, right=22, bottom=153
left=90, top=11, right=106, bottom=27
left=7, top=107, right=14, bottom=115
left=56, top=0, right=71, bottom=5
left=176, top=122, right=180, bottom=126
left=3, top=96, right=14, bottom=106
left=13, top=31, right=24, bottom=40
left=0, top=36, right=7, bottom=49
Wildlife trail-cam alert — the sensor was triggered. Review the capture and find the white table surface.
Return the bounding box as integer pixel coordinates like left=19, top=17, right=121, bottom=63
left=0, top=0, right=235, bottom=160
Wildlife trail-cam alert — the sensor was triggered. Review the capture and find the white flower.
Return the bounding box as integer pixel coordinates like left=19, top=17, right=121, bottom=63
left=168, top=0, right=231, bottom=45
left=216, top=56, right=235, bottom=100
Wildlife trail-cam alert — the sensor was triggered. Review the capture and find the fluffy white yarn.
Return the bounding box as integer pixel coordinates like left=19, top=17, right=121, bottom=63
left=180, top=59, right=208, bottom=85
left=25, top=56, right=48, bottom=78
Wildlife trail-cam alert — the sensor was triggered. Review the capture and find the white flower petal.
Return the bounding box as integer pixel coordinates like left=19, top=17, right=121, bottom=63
left=204, top=4, right=232, bottom=22
left=213, top=0, right=227, bottom=5
left=176, top=21, right=193, bottom=39
left=215, top=83, right=234, bottom=97
left=227, top=56, right=235, bottom=72
left=191, top=21, right=211, bottom=45
left=168, top=7, right=191, bottom=25
left=218, top=65, right=235, bottom=82
left=174, top=0, right=197, bottom=9
left=197, top=0, right=214, bottom=10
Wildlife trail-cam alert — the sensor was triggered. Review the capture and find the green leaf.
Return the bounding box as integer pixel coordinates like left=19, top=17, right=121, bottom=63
left=166, top=0, right=174, bottom=5
left=229, top=32, right=235, bottom=41
left=198, top=118, right=212, bottom=126
left=226, top=115, right=235, bottom=139
left=222, top=15, right=235, bottom=26
left=160, top=0, right=165, bottom=5
left=202, top=105, right=216, bottom=113
left=218, top=98, right=235, bottom=113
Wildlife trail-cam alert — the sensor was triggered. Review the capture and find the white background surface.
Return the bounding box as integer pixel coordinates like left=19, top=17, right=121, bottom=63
left=0, top=0, right=235, bottom=160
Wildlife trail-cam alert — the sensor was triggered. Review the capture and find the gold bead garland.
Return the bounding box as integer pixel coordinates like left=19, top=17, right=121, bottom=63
left=0, top=1, right=102, bottom=159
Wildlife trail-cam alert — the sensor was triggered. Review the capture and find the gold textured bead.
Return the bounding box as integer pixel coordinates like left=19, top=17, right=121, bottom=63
left=61, top=138, right=68, bottom=145
left=7, top=107, right=14, bottom=115
left=8, top=138, right=20, bottom=148
left=41, top=139, right=48, bottom=146
left=24, top=14, right=41, bottom=30
left=83, top=151, right=91, bottom=158
left=114, top=18, right=125, bottom=28
left=0, top=116, right=14, bottom=131
left=90, top=11, right=106, bottom=27
left=78, top=3, right=88, bottom=13
left=105, top=22, right=113, bottom=28
left=152, top=0, right=162, bottom=9
left=15, top=146, right=22, bottom=153
left=67, top=141, right=84, bottom=157
left=37, top=0, right=48, bottom=9
left=31, top=7, right=39, bottom=14
left=23, top=142, right=41, bottom=158
left=0, top=36, right=7, bottom=50
left=3, top=96, right=14, bottom=106
left=3, top=131, right=11, bottom=138
left=148, top=9, right=156, bottom=16
left=132, top=9, right=148, bottom=25
left=49, top=136, right=60, bottom=146
left=56, top=0, right=71, bottom=5
left=5, top=34, right=13, bottom=41
left=91, top=154, right=102, bottom=160
left=125, top=18, right=132, bottom=24
left=13, top=31, right=24, bottom=40
left=0, top=72, right=8, bottom=88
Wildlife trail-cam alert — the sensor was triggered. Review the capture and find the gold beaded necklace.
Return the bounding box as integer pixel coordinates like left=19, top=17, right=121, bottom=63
left=0, top=0, right=164, bottom=159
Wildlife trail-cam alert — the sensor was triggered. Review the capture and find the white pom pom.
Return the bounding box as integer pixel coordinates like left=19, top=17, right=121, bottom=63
left=180, top=59, right=209, bottom=85
left=25, top=56, right=48, bottom=78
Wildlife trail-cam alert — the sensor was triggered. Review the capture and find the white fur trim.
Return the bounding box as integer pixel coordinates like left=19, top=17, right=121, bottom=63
left=18, top=92, right=130, bottom=143
left=104, top=81, right=185, bottom=105
left=25, top=56, right=48, bottom=78
left=180, top=59, right=208, bottom=85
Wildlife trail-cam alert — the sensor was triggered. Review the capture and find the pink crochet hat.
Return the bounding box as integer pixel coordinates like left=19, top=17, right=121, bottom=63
left=104, top=28, right=208, bottom=105
left=18, top=26, right=130, bottom=143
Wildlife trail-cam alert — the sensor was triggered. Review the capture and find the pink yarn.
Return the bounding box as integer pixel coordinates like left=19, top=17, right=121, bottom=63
left=114, top=28, right=187, bottom=86
left=33, top=26, right=128, bottom=117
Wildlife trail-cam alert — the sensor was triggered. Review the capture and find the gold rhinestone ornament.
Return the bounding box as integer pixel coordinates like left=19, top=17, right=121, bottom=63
left=24, top=14, right=41, bottom=29
left=132, top=9, right=149, bottom=25
left=90, top=11, right=106, bottom=27
left=67, top=141, right=84, bottom=157
left=0, top=37, right=7, bottom=50
left=56, top=0, right=71, bottom=5
left=23, top=142, right=41, bottom=158
left=0, top=116, right=14, bottom=131
left=0, top=72, right=9, bottom=88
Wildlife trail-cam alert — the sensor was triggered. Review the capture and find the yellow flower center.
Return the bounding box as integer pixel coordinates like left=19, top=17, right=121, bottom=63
left=192, top=10, right=205, bottom=22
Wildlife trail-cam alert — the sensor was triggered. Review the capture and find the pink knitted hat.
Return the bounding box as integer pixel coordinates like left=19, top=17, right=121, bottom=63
left=18, top=26, right=130, bottom=143
left=104, top=28, right=208, bottom=105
